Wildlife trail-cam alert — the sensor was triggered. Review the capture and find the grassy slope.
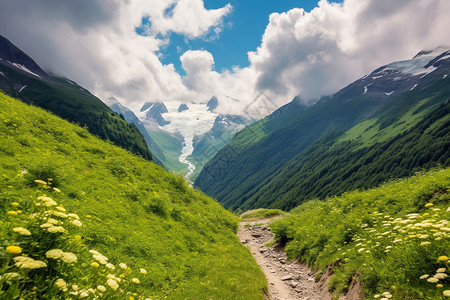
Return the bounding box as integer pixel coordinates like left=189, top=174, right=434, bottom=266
left=146, top=130, right=188, bottom=175
left=0, top=92, right=266, bottom=299
left=270, top=168, right=450, bottom=299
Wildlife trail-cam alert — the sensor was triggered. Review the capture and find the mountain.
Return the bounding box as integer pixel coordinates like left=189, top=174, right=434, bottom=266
left=195, top=48, right=450, bottom=210
left=104, top=97, right=165, bottom=165
left=187, top=114, right=251, bottom=180
left=0, top=91, right=266, bottom=299
left=178, top=103, right=189, bottom=112
left=0, top=35, right=151, bottom=160
left=207, top=96, right=218, bottom=112
left=140, top=101, right=170, bottom=126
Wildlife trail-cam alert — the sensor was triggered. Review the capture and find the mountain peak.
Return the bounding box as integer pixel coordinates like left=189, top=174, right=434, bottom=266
left=0, top=35, right=48, bottom=78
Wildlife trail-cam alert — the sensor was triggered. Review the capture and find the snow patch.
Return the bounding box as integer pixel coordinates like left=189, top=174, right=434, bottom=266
left=8, top=61, right=42, bottom=78
left=384, top=49, right=448, bottom=77
left=443, top=74, right=448, bottom=79
left=410, top=84, right=418, bottom=91
left=18, top=85, right=27, bottom=93
left=0, top=71, right=4, bottom=77
left=372, top=75, right=383, bottom=79
left=385, top=91, right=394, bottom=96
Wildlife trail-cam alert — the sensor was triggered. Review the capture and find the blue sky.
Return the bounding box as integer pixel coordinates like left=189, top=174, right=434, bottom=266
left=147, top=0, right=343, bottom=75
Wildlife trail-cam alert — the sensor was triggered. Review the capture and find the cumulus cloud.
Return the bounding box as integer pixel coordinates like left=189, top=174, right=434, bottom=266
left=0, top=0, right=448, bottom=117
left=247, top=0, right=450, bottom=105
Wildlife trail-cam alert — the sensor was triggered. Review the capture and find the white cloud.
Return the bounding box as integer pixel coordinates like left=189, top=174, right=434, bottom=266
left=0, top=0, right=449, bottom=117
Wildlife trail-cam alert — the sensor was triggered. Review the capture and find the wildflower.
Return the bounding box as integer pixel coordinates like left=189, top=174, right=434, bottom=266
left=106, top=263, right=115, bottom=269
left=71, top=220, right=82, bottom=227
left=34, top=180, right=47, bottom=185
left=91, top=262, right=100, bottom=268
left=40, top=223, right=53, bottom=228
left=425, top=203, right=433, bottom=208
left=420, top=274, right=430, bottom=279
left=56, top=206, right=66, bottom=212
left=11, top=202, right=19, bottom=206
left=420, top=242, right=431, bottom=246
left=435, top=273, right=448, bottom=279
left=68, top=213, right=80, bottom=220
left=427, top=277, right=439, bottom=283
left=439, top=256, right=449, bottom=261
left=13, top=227, right=31, bottom=236
left=7, top=211, right=18, bottom=215
left=53, top=187, right=61, bottom=193
left=357, top=248, right=365, bottom=253
left=53, top=211, right=68, bottom=218
left=444, top=290, right=450, bottom=296
left=423, top=213, right=430, bottom=217
left=119, top=263, right=128, bottom=269
left=6, top=246, right=22, bottom=254
left=97, top=285, right=106, bottom=292
left=13, top=256, right=47, bottom=269
left=79, top=291, right=89, bottom=298
left=16, top=210, right=22, bottom=214
left=89, top=250, right=100, bottom=255
left=140, top=268, right=147, bottom=274
left=37, top=196, right=57, bottom=206
left=47, top=226, right=65, bottom=233
left=46, top=249, right=64, bottom=259
left=93, top=254, right=108, bottom=264
left=437, top=284, right=443, bottom=288
left=418, top=234, right=429, bottom=239
left=437, top=268, right=447, bottom=273
left=72, top=285, right=79, bottom=291
left=61, top=252, right=77, bottom=263
left=106, top=278, right=119, bottom=291
left=131, top=278, right=140, bottom=284
left=55, top=278, right=68, bottom=291
left=0, top=273, right=21, bottom=280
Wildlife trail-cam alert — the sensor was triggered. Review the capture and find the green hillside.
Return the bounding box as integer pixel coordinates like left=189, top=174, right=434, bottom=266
left=195, top=67, right=450, bottom=211
left=0, top=91, right=266, bottom=299
left=270, top=167, right=450, bottom=299
left=146, top=130, right=188, bottom=175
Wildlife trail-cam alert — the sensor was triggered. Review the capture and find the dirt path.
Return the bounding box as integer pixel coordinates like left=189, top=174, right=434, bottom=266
left=238, top=219, right=332, bottom=300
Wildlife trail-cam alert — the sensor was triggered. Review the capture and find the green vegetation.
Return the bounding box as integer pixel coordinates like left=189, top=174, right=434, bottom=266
left=240, top=209, right=285, bottom=221
left=270, top=168, right=450, bottom=299
left=239, top=100, right=450, bottom=211
left=0, top=65, right=151, bottom=160
left=0, top=92, right=266, bottom=299
left=196, top=75, right=450, bottom=211
left=146, top=130, right=187, bottom=175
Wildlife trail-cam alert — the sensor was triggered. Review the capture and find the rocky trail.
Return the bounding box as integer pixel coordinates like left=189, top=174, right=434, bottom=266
left=238, top=219, right=334, bottom=300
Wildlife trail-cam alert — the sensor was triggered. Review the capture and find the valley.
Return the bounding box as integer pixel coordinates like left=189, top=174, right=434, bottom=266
left=1, top=2, right=449, bottom=299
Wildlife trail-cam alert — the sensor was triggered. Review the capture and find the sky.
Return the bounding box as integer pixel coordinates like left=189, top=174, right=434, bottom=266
left=0, top=0, right=449, bottom=116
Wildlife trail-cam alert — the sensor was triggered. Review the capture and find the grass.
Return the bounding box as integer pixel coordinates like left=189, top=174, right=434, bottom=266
left=270, top=168, right=450, bottom=299
left=240, top=209, right=286, bottom=221
left=338, top=98, right=436, bottom=147
left=0, top=91, right=267, bottom=299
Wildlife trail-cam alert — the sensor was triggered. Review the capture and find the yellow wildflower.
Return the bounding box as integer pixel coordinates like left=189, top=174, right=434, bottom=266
left=61, top=252, right=77, bottom=263
left=13, top=256, right=47, bottom=269
left=97, top=285, right=106, bottom=292
left=106, top=278, right=119, bottom=291
left=7, top=211, right=18, bottom=215
left=437, top=284, right=443, bottom=288
left=53, top=187, right=61, bottom=193
left=47, top=226, right=65, bottom=233
left=55, top=278, right=68, bottom=291
left=71, top=220, right=82, bottom=227
left=46, top=249, right=64, bottom=259
left=438, top=256, right=449, bottom=261
left=427, top=277, right=439, bottom=283
left=140, top=268, right=147, bottom=274
left=6, top=246, right=22, bottom=254
left=119, top=263, right=128, bottom=269
left=11, top=202, right=19, bottom=206
left=16, top=210, right=22, bottom=214
left=131, top=278, right=140, bottom=284
left=91, top=262, right=100, bottom=268
left=34, top=179, right=47, bottom=185
left=13, top=227, right=31, bottom=236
